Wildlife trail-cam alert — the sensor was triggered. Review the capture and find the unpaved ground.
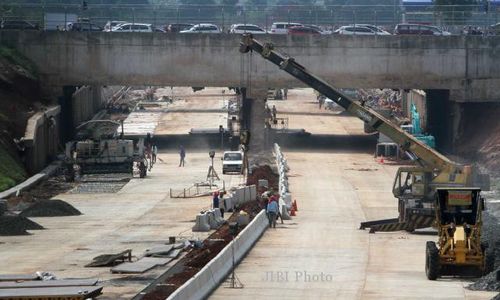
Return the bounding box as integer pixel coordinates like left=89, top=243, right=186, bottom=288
left=210, top=88, right=496, bottom=299
left=0, top=87, right=244, bottom=299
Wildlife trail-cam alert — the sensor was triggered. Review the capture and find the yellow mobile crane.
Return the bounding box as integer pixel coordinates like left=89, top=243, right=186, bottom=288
left=239, top=35, right=487, bottom=233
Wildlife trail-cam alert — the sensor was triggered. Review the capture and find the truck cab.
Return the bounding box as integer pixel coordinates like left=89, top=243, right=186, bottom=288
left=222, top=151, right=244, bottom=175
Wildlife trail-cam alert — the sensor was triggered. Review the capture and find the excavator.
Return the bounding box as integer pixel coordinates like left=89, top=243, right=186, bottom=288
left=239, top=34, right=488, bottom=233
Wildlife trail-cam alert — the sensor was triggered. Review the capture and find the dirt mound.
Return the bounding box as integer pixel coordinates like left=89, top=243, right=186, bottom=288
left=20, top=199, right=81, bottom=217
left=0, top=215, right=43, bottom=235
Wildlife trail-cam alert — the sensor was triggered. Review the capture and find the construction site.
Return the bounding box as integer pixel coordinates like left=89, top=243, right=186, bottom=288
left=1, top=21, right=500, bottom=300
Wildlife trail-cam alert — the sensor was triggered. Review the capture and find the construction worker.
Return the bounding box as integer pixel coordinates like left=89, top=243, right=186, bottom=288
left=152, top=144, right=157, bottom=164
left=179, top=145, right=186, bottom=167
left=212, top=191, right=220, bottom=210
left=266, top=197, right=279, bottom=228
left=271, top=105, right=277, bottom=121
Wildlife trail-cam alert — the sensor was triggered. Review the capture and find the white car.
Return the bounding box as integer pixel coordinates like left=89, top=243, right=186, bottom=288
left=334, top=25, right=390, bottom=35
left=104, top=20, right=126, bottom=32
left=349, top=24, right=391, bottom=35
left=269, top=22, right=303, bottom=34
left=230, top=23, right=266, bottom=34
left=180, top=23, right=220, bottom=33
left=111, top=23, right=153, bottom=32
left=222, top=151, right=244, bottom=175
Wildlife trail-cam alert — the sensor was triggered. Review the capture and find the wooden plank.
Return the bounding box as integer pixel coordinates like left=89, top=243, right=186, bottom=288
left=0, top=286, right=103, bottom=298
left=0, top=274, right=38, bottom=282
left=0, top=279, right=98, bottom=289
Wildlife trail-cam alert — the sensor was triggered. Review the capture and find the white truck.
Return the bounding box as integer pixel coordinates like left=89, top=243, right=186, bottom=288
left=222, top=151, right=244, bottom=175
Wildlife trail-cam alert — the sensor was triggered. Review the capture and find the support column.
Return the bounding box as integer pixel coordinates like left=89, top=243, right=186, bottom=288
left=425, top=89, right=464, bottom=154
left=241, top=88, right=270, bottom=155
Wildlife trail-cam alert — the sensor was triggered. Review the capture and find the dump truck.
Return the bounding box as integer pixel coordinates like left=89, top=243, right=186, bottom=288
left=64, top=120, right=147, bottom=181
left=239, top=34, right=488, bottom=233
left=426, top=188, right=495, bottom=279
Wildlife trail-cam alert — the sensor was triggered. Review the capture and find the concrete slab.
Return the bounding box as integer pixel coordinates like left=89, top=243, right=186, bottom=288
left=0, top=279, right=98, bottom=289
left=111, top=257, right=171, bottom=274
left=0, top=286, right=103, bottom=298
left=144, top=245, right=173, bottom=257
left=0, top=274, right=38, bottom=282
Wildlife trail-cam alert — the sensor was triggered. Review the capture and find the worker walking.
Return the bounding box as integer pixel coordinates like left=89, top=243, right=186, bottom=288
left=266, top=198, right=279, bottom=228
left=152, top=144, right=157, bottom=164
left=271, top=105, right=277, bottom=121
left=179, top=145, right=186, bottom=167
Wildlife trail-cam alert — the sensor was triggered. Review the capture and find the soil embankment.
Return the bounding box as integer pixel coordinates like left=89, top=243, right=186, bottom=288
left=0, top=46, right=48, bottom=191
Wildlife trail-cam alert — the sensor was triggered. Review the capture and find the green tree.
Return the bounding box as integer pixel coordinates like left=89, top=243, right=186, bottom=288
left=433, top=0, right=480, bottom=25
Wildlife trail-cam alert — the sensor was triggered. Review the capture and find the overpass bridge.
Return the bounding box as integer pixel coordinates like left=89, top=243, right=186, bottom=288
left=1, top=31, right=500, bottom=103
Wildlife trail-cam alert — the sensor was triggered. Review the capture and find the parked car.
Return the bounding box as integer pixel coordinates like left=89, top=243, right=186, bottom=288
left=269, top=22, right=303, bottom=34
left=111, top=23, right=153, bottom=32
left=166, top=23, right=194, bottom=33
left=394, top=24, right=451, bottom=36
left=305, top=24, right=332, bottom=34
left=104, top=20, right=126, bottom=32
left=67, top=22, right=102, bottom=32
left=0, top=20, right=39, bottom=30
left=288, top=26, right=321, bottom=35
left=334, top=25, right=390, bottom=35
left=487, top=22, right=500, bottom=35
left=230, top=23, right=266, bottom=34
left=349, top=24, right=390, bottom=35
left=180, top=23, right=220, bottom=33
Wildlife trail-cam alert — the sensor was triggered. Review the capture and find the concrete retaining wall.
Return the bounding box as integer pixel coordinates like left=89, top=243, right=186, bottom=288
left=168, top=210, right=268, bottom=300
left=72, top=85, right=105, bottom=126
left=23, top=106, right=61, bottom=174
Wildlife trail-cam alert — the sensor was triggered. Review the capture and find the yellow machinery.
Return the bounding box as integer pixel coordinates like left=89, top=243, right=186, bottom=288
left=239, top=34, right=489, bottom=233
left=426, top=188, right=495, bottom=279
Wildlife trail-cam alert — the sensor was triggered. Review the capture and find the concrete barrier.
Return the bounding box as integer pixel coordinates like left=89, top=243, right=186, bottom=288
left=274, top=143, right=291, bottom=216
left=0, top=161, right=61, bottom=200
left=168, top=210, right=268, bottom=300
left=23, top=106, right=61, bottom=174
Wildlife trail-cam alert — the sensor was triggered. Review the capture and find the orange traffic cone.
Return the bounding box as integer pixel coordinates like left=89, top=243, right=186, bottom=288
left=292, top=200, right=298, bottom=212
left=290, top=206, right=296, bottom=216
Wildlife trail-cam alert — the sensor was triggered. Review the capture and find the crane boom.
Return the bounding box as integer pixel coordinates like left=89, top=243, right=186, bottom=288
left=240, top=35, right=486, bottom=233
left=240, top=35, right=466, bottom=178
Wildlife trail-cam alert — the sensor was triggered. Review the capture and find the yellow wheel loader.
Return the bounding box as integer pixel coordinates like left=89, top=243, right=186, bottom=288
left=425, top=188, right=495, bottom=280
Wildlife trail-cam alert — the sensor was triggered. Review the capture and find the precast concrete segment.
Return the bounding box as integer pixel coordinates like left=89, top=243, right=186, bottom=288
left=2, top=32, right=500, bottom=102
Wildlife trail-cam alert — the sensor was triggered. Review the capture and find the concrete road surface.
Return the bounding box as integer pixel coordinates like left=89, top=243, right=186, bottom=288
left=210, top=88, right=496, bottom=299
left=0, top=87, right=242, bottom=299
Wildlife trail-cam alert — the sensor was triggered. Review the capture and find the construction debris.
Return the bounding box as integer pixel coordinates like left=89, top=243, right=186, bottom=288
left=19, top=199, right=81, bottom=217
left=85, top=249, right=132, bottom=267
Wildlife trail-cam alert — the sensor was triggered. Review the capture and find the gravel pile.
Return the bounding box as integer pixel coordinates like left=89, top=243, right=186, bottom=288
left=20, top=199, right=81, bottom=217
left=482, top=211, right=500, bottom=267
left=467, top=267, right=500, bottom=291
left=0, top=215, right=44, bottom=235
left=468, top=211, right=500, bottom=292
left=70, top=182, right=127, bottom=194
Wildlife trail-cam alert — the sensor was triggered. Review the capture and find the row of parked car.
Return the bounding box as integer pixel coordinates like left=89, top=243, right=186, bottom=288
left=3, top=19, right=500, bottom=36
